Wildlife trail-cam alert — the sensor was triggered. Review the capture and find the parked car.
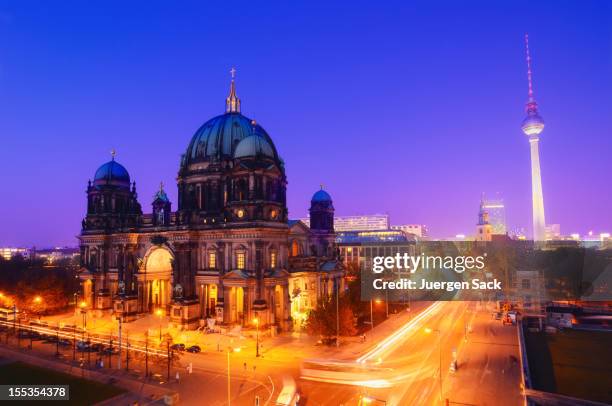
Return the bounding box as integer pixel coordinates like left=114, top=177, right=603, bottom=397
left=186, top=345, right=201, bottom=353
left=76, top=340, right=90, bottom=351
left=58, top=339, right=71, bottom=346
left=102, top=346, right=119, bottom=355
left=30, top=331, right=42, bottom=340
left=90, top=343, right=105, bottom=352
left=17, top=330, right=31, bottom=338
left=171, top=343, right=186, bottom=351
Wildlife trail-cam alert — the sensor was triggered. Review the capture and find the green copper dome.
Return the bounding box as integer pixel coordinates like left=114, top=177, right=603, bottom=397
left=93, top=158, right=130, bottom=188
left=184, top=113, right=278, bottom=164
left=183, top=77, right=279, bottom=165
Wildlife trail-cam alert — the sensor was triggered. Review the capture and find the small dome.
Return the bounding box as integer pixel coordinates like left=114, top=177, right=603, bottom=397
left=234, top=134, right=275, bottom=159
left=312, top=188, right=332, bottom=203
left=93, top=160, right=130, bottom=187
left=153, top=187, right=170, bottom=203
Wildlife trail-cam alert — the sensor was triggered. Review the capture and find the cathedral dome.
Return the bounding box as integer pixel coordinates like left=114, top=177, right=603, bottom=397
left=93, top=158, right=131, bottom=187
left=311, top=188, right=332, bottom=203
left=184, top=113, right=279, bottom=164
left=234, top=134, right=275, bottom=159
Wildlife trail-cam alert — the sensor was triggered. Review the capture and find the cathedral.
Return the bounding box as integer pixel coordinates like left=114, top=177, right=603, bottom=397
left=78, top=75, right=343, bottom=331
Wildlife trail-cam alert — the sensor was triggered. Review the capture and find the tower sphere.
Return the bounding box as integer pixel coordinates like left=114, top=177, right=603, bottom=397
left=521, top=112, right=545, bottom=137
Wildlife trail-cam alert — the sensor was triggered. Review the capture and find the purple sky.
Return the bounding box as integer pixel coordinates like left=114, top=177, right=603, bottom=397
left=1, top=1, right=611, bottom=247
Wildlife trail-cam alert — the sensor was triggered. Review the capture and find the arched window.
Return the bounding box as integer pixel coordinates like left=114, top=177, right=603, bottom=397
left=290, top=240, right=299, bottom=257
left=270, top=251, right=277, bottom=268
left=208, top=251, right=217, bottom=269
left=236, top=252, right=246, bottom=270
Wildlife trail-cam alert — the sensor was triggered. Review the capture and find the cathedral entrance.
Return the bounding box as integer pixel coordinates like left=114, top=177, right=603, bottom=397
left=140, top=246, right=173, bottom=313
left=228, top=286, right=245, bottom=325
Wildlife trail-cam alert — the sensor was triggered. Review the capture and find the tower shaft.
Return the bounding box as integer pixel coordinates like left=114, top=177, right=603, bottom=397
left=529, top=138, right=546, bottom=240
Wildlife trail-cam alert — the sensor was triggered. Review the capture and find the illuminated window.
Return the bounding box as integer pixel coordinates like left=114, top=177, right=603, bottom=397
left=270, top=251, right=277, bottom=268
left=270, top=209, right=277, bottom=219
left=209, top=252, right=216, bottom=269
left=236, top=252, right=245, bottom=270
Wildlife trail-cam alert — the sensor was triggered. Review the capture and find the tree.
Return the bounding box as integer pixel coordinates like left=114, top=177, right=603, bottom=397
left=305, top=295, right=356, bottom=340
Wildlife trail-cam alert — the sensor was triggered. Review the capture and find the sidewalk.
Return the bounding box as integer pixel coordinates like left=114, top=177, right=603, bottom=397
left=41, top=301, right=432, bottom=365
left=0, top=346, right=174, bottom=405
left=244, top=301, right=432, bottom=362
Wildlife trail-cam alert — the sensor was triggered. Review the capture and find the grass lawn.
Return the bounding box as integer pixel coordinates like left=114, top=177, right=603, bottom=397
left=0, top=360, right=126, bottom=405
left=525, top=329, right=612, bottom=404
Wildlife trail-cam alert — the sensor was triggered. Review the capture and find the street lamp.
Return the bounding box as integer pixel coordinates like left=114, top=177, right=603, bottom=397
left=335, top=279, right=340, bottom=348
left=424, top=327, right=442, bottom=401
left=79, top=302, right=87, bottom=357
left=156, top=308, right=163, bottom=341
left=33, top=296, right=43, bottom=320
left=370, top=299, right=374, bottom=331
left=79, top=301, right=87, bottom=329
left=227, top=346, right=241, bottom=406
left=253, top=317, right=260, bottom=357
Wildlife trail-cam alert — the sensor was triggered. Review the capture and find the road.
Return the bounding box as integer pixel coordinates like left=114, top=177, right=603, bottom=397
left=298, top=301, right=522, bottom=406
left=1, top=301, right=522, bottom=406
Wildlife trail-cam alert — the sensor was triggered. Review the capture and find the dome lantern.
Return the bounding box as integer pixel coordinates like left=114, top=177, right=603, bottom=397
left=226, top=67, right=241, bottom=114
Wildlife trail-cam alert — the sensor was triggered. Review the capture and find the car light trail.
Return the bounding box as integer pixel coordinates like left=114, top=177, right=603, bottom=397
left=356, top=301, right=443, bottom=364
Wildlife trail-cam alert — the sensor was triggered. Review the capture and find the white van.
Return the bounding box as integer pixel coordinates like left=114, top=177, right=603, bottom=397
left=276, top=378, right=300, bottom=406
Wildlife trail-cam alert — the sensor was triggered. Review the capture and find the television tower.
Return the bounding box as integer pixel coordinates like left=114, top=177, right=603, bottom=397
left=521, top=34, right=546, bottom=241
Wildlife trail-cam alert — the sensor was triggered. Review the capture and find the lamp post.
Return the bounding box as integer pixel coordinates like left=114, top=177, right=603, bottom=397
left=144, top=330, right=149, bottom=378
left=79, top=301, right=87, bottom=330
left=370, top=299, right=374, bottom=331
left=55, top=322, right=60, bottom=357
left=13, top=304, right=17, bottom=335
left=425, top=327, right=442, bottom=401
left=156, top=308, right=163, bottom=342
left=33, top=296, right=42, bottom=320
left=78, top=301, right=87, bottom=363
left=253, top=317, right=260, bottom=358
left=227, top=346, right=241, bottom=406
left=87, top=332, right=91, bottom=368
left=336, top=279, right=340, bottom=348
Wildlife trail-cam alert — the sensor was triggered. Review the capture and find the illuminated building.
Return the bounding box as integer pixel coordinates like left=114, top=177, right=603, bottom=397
left=544, top=224, right=561, bottom=240
left=33, top=247, right=79, bottom=263
left=475, top=197, right=493, bottom=242
left=337, top=230, right=416, bottom=269
left=521, top=34, right=547, bottom=241
left=0, top=247, right=30, bottom=260
left=78, top=72, right=342, bottom=330
left=482, top=198, right=507, bottom=235
left=390, top=224, right=429, bottom=238
left=300, top=214, right=389, bottom=232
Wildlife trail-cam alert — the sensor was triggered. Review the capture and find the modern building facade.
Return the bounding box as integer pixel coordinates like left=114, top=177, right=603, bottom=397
left=0, top=248, right=30, bottom=260
left=521, top=34, right=547, bottom=242
left=300, top=214, right=389, bottom=232
left=390, top=224, right=429, bottom=238
left=482, top=198, right=507, bottom=235
left=337, top=230, right=416, bottom=270
left=78, top=76, right=343, bottom=331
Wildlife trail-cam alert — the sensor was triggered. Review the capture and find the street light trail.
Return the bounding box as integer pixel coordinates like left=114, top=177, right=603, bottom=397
left=356, top=301, right=443, bottom=364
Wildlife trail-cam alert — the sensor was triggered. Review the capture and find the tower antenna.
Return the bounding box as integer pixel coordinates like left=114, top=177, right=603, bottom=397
left=525, top=33, right=534, bottom=103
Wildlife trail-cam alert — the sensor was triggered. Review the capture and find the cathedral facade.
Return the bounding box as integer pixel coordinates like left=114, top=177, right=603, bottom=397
left=78, top=77, right=342, bottom=331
